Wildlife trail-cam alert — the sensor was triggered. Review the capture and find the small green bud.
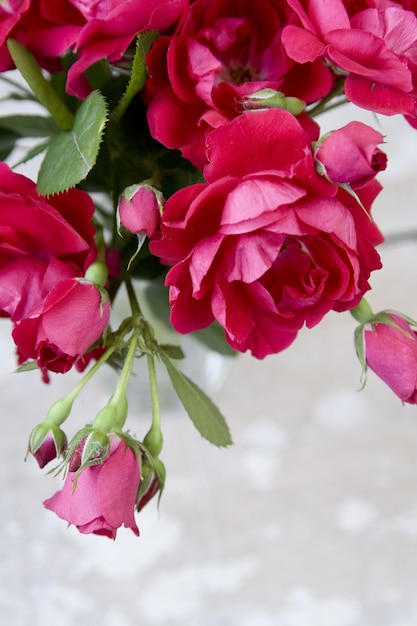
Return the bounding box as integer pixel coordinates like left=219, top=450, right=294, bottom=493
left=92, top=404, right=118, bottom=433
left=44, top=396, right=74, bottom=427
left=241, top=89, right=305, bottom=115
left=350, top=298, right=374, bottom=324
left=84, top=260, right=108, bottom=287
left=143, top=425, right=163, bottom=457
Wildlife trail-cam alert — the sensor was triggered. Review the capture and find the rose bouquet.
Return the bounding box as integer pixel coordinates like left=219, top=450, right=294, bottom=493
left=1, top=0, right=417, bottom=540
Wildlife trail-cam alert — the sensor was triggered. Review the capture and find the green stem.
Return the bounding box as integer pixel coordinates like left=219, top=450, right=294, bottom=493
left=67, top=344, right=118, bottom=403
left=308, top=77, right=346, bottom=118
left=7, top=39, right=74, bottom=131
left=143, top=351, right=163, bottom=457
left=44, top=343, right=117, bottom=427
left=110, top=331, right=138, bottom=409
left=125, top=274, right=142, bottom=317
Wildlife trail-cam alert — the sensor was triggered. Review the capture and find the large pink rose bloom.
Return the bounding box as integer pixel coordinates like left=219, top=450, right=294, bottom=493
left=282, top=0, right=417, bottom=120
left=44, top=437, right=140, bottom=539
left=0, top=163, right=102, bottom=376
left=364, top=313, right=417, bottom=404
left=12, top=278, right=110, bottom=374
left=150, top=109, right=384, bottom=358
left=0, top=163, right=96, bottom=323
left=145, top=0, right=333, bottom=167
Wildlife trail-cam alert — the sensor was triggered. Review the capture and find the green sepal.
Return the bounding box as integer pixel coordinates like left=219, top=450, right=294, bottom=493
left=111, top=30, right=159, bottom=123
left=159, top=352, right=232, bottom=447
left=353, top=323, right=367, bottom=389
left=37, top=90, right=108, bottom=195
left=241, top=88, right=305, bottom=115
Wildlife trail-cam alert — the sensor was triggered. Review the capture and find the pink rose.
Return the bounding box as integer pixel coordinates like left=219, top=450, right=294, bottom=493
left=364, top=313, right=417, bottom=403
left=150, top=109, right=384, bottom=358
left=12, top=278, right=110, bottom=374
left=145, top=0, right=333, bottom=167
left=316, top=121, right=387, bottom=188
left=282, top=0, right=417, bottom=120
left=0, top=0, right=83, bottom=73
left=66, top=0, right=188, bottom=97
left=0, top=163, right=96, bottom=323
left=44, top=436, right=140, bottom=538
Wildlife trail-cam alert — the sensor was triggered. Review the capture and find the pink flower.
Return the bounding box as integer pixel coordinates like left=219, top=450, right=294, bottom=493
left=282, top=0, right=417, bottom=120
left=150, top=109, right=384, bottom=358
left=316, top=121, right=387, bottom=188
left=44, top=436, right=140, bottom=539
left=65, top=0, right=188, bottom=97
left=364, top=313, right=417, bottom=403
left=118, top=184, right=163, bottom=239
left=12, top=278, right=110, bottom=374
left=0, top=163, right=96, bottom=324
left=145, top=0, right=333, bottom=167
left=0, top=0, right=83, bottom=73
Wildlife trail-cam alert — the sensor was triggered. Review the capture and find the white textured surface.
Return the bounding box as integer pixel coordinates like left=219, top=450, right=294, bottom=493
left=1, top=105, right=417, bottom=624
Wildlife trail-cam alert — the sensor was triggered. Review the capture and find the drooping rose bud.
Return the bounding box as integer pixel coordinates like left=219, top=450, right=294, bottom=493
left=28, top=424, right=67, bottom=469
left=136, top=457, right=165, bottom=512
left=117, top=184, right=163, bottom=238
left=316, top=121, right=387, bottom=188
left=360, top=312, right=417, bottom=404
left=68, top=429, right=110, bottom=472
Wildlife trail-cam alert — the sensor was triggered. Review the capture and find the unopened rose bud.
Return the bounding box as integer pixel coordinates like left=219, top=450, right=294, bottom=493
left=117, top=184, right=164, bottom=239
left=68, top=430, right=110, bottom=472
left=136, top=457, right=166, bottom=512
left=360, top=312, right=417, bottom=404
left=28, top=424, right=67, bottom=469
left=242, top=89, right=305, bottom=115
left=315, top=121, right=387, bottom=188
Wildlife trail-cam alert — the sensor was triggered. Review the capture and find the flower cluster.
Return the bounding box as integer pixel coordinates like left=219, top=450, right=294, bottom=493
left=1, top=0, right=417, bottom=539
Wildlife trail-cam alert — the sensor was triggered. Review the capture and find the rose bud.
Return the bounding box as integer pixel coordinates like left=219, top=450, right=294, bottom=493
left=316, top=121, right=387, bottom=188
left=28, top=424, right=67, bottom=469
left=362, top=313, right=417, bottom=404
left=117, top=183, right=163, bottom=238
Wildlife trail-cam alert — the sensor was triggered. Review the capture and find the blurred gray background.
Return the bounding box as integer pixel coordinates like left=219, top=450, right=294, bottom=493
left=1, top=93, right=417, bottom=625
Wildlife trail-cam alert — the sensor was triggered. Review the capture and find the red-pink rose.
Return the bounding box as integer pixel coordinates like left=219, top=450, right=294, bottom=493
left=316, top=121, right=387, bottom=188
left=12, top=278, right=110, bottom=374
left=150, top=109, right=384, bottom=358
left=282, top=0, right=417, bottom=120
left=0, top=163, right=97, bottom=324
left=364, top=313, right=417, bottom=403
left=44, top=436, right=140, bottom=539
left=0, top=0, right=83, bottom=73
left=145, top=0, right=333, bottom=167
left=66, top=0, right=188, bottom=97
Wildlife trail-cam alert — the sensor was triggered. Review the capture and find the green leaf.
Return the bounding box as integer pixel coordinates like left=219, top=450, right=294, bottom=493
left=160, top=353, right=232, bottom=447
left=0, top=127, right=19, bottom=160
left=0, top=114, right=59, bottom=137
left=192, top=322, right=237, bottom=357
left=37, top=90, right=108, bottom=195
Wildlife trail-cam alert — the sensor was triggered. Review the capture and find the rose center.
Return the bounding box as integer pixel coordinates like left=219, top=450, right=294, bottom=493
left=223, top=64, right=257, bottom=86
